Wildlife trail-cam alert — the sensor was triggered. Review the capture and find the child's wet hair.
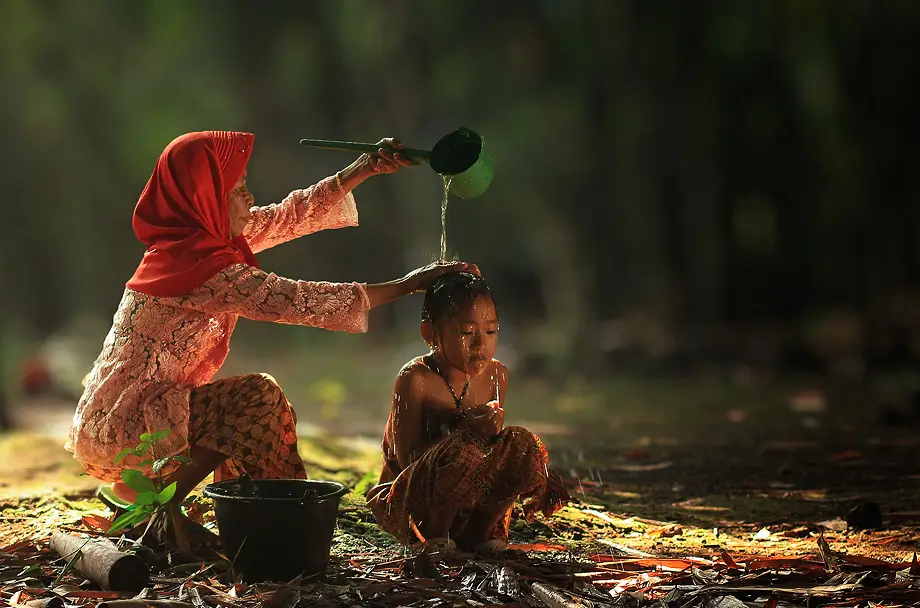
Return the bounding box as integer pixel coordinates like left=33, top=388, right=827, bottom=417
left=421, top=272, right=496, bottom=325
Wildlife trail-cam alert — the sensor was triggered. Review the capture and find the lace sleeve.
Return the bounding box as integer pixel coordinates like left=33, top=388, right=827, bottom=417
left=243, top=175, right=358, bottom=253
left=175, top=264, right=369, bottom=333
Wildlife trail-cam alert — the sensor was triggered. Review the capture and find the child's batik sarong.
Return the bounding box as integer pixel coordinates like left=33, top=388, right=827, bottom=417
left=366, top=426, right=566, bottom=547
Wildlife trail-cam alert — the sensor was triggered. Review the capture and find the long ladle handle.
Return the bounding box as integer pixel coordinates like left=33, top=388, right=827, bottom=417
left=299, top=138, right=431, bottom=162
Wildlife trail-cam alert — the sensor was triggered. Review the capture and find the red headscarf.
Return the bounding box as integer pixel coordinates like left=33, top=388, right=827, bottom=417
left=126, top=131, right=259, bottom=297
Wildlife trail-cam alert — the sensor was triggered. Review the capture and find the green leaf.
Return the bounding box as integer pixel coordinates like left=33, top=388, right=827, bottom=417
left=139, top=432, right=152, bottom=442
left=114, top=448, right=136, bottom=464
left=154, top=482, right=177, bottom=505
left=152, top=457, right=170, bottom=475
left=172, top=455, right=192, bottom=464
left=150, top=429, right=171, bottom=442
left=109, top=508, right=150, bottom=534
left=108, top=512, right=134, bottom=534
left=121, top=469, right=155, bottom=494
left=134, top=491, right=157, bottom=506
left=138, top=459, right=154, bottom=466
left=135, top=441, right=151, bottom=455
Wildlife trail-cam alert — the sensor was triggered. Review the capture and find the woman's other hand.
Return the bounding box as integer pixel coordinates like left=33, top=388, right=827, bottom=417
left=403, top=261, right=480, bottom=293
left=366, top=261, right=480, bottom=309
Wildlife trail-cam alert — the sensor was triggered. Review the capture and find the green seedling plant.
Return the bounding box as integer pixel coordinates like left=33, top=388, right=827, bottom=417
left=108, top=428, right=191, bottom=534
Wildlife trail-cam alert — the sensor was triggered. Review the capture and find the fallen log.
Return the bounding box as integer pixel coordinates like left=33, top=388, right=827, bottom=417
left=50, top=532, right=150, bottom=592
left=531, top=582, right=584, bottom=608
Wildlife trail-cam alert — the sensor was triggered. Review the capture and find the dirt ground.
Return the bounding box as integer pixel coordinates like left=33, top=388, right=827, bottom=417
left=3, top=372, right=919, bottom=564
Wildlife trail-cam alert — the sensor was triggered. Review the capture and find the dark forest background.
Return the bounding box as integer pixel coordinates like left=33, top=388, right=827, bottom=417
left=3, top=1, right=920, bottom=420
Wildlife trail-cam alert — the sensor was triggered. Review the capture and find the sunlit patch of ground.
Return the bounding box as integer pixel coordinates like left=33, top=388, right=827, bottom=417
left=0, top=362, right=920, bottom=561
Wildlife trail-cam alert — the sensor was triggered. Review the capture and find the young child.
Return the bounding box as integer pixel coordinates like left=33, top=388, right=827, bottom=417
left=366, top=271, right=569, bottom=553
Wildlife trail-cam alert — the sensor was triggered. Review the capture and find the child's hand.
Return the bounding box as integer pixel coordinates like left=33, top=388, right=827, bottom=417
left=464, top=400, right=504, bottom=438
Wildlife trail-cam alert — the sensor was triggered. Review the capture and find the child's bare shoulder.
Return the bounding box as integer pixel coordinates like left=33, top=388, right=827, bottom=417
left=394, top=356, right=436, bottom=392
left=397, top=356, right=433, bottom=378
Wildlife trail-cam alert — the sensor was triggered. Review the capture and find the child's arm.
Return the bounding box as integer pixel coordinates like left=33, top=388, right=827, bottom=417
left=389, top=366, right=426, bottom=470
left=243, top=176, right=358, bottom=253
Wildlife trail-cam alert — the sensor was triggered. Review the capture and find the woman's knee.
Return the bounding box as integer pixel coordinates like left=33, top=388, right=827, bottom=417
left=238, top=373, right=291, bottom=415
left=239, top=373, right=281, bottom=399
left=238, top=372, right=278, bottom=390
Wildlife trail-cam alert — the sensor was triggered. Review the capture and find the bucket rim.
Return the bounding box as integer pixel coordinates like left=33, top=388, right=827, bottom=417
left=202, top=478, right=349, bottom=503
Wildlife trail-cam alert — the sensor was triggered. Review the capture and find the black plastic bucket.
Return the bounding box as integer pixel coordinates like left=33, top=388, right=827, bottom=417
left=203, top=476, right=348, bottom=582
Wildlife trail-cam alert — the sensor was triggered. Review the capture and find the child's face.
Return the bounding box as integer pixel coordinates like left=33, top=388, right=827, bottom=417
left=228, top=169, right=254, bottom=237
left=434, top=295, right=499, bottom=376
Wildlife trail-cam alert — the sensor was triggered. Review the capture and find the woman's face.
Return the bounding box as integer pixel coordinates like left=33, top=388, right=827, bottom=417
left=228, top=170, right=254, bottom=237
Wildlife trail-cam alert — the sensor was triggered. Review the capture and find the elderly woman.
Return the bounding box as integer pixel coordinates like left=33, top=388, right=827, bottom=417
left=65, top=131, right=475, bottom=541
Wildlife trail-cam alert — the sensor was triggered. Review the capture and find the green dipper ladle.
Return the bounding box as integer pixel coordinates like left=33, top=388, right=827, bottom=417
left=299, top=127, right=493, bottom=199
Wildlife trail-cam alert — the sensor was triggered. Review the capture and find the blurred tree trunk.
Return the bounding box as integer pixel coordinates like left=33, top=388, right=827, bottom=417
left=531, top=203, right=596, bottom=379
